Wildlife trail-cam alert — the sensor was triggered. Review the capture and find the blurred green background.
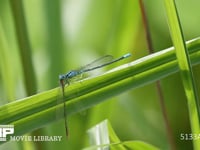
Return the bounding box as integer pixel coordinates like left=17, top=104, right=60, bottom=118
left=0, top=0, right=200, bottom=149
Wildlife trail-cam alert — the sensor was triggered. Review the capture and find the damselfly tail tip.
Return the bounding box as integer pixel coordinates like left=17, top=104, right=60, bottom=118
left=123, top=53, right=131, bottom=58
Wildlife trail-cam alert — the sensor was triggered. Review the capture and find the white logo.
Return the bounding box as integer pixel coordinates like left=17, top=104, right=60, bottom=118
left=0, top=125, right=14, bottom=141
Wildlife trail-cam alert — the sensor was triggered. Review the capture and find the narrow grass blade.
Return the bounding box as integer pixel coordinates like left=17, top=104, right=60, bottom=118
left=163, top=1, right=200, bottom=149
left=0, top=21, right=15, bottom=101
left=10, top=0, right=37, bottom=95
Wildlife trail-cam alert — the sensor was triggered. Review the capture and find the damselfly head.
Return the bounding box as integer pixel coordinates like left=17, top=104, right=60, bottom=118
left=59, top=74, right=65, bottom=80
left=59, top=75, right=66, bottom=87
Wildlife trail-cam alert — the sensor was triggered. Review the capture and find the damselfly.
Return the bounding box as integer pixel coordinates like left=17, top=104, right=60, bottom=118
left=59, top=53, right=131, bottom=137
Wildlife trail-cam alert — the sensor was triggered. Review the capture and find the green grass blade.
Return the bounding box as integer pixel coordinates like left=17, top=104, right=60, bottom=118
left=85, top=120, right=158, bottom=150
left=9, top=0, right=37, bottom=95
left=87, top=120, right=121, bottom=145
left=83, top=141, right=159, bottom=150
left=0, top=21, right=15, bottom=101
left=9, top=0, right=41, bottom=149
left=163, top=1, right=200, bottom=149
left=0, top=38, right=200, bottom=144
